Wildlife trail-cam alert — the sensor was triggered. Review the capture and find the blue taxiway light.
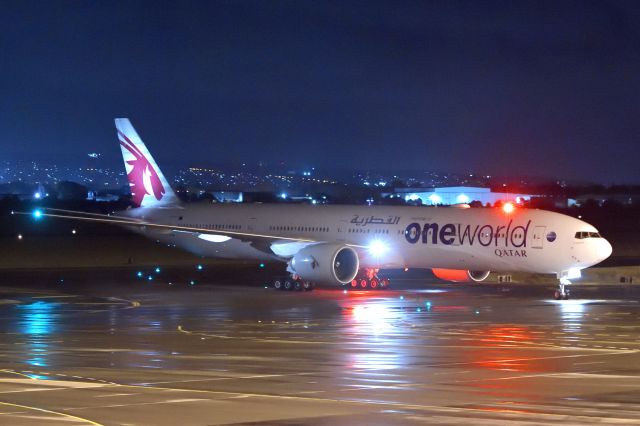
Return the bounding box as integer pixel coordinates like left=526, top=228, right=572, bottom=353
left=190, top=280, right=195, bottom=285
left=137, top=271, right=143, bottom=278
left=196, top=264, right=203, bottom=271
left=147, top=275, right=153, bottom=281
left=155, top=267, right=161, bottom=273
left=33, top=209, right=43, bottom=219
left=259, top=263, right=265, bottom=268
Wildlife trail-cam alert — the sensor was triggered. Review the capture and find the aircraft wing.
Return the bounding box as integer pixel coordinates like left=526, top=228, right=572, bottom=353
left=15, top=208, right=363, bottom=258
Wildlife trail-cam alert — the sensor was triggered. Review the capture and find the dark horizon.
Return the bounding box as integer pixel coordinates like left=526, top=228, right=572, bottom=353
left=2, top=1, right=640, bottom=184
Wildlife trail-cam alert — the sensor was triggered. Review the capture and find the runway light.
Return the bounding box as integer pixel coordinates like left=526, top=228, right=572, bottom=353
left=502, top=202, right=515, bottom=214
left=71, top=229, right=77, bottom=235
left=137, top=271, right=143, bottom=278
left=147, top=275, right=153, bottom=281
left=190, top=280, right=195, bottom=285
left=33, top=209, right=43, bottom=219
left=17, top=234, right=23, bottom=240
left=197, top=264, right=203, bottom=271
left=343, top=289, right=348, bottom=294
left=155, top=267, right=161, bottom=274
left=400, top=295, right=404, bottom=300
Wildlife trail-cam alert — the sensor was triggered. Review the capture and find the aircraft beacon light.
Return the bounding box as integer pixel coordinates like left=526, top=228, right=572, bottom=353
left=502, top=202, right=515, bottom=214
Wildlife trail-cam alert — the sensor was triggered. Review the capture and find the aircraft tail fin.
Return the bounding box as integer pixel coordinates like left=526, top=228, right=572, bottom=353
left=115, top=118, right=180, bottom=208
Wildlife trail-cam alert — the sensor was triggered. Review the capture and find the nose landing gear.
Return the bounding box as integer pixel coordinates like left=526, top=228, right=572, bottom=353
left=554, top=277, right=571, bottom=300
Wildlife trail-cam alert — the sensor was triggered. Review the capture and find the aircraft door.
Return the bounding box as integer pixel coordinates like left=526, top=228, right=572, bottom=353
left=531, top=226, right=546, bottom=249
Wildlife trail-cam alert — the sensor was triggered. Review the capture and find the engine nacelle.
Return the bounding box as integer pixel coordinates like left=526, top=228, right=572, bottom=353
left=432, top=269, right=491, bottom=283
left=290, top=243, right=359, bottom=285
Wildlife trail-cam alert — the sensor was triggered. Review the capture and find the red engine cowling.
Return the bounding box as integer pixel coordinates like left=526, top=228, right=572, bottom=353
left=432, top=269, right=491, bottom=283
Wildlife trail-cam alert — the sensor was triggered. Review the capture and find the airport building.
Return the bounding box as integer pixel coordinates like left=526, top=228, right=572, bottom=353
left=384, top=186, right=535, bottom=206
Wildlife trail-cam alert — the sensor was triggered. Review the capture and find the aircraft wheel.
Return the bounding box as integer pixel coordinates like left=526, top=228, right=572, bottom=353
left=273, top=280, right=283, bottom=290
left=351, top=279, right=358, bottom=288
left=554, top=290, right=562, bottom=300
left=360, top=279, right=368, bottom=289
left=294, top=281, right=302, bottom=291
left=284, top=280, right=294, bottom=291
left=370, top=279, right=378, bottom=289
left=302, top=281, right=313, bottom=291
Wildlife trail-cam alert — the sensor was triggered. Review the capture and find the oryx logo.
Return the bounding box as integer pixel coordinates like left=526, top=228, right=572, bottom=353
left=118, top=131, right=165, bottom=207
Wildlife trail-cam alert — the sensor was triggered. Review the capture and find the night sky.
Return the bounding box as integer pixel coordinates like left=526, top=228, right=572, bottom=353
left=2, top=1, right=640, bottom=183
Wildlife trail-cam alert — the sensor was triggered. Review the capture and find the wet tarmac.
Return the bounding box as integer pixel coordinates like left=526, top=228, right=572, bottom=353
left=0, top=270, right=640, bottom=425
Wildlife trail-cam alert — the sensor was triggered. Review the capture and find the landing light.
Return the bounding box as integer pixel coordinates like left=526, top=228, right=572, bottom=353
left=502, top=202, right=515, bottom=214
left=198, top=234, right=231, bottom=243
left=368, top=240, right=388, bottom=257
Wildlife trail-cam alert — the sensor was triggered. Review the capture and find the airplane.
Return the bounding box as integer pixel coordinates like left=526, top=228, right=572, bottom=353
left=31, top=118, right=613, bottom=300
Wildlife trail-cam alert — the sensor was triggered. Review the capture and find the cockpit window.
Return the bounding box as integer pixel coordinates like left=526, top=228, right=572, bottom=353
left=575, top=231, right=602, bottom=239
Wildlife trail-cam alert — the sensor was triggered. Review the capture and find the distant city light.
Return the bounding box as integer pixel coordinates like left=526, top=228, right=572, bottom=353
left=17, top=234, right=23, bottom=240
left=456, top=194, right=470, bottom=204
left=428, top=193, right=442, bottom=204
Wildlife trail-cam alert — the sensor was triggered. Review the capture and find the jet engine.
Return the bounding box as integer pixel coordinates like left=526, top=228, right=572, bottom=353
left=432, top=269, right=491, bottom=283
left=290, top=243, right=359, bottom=285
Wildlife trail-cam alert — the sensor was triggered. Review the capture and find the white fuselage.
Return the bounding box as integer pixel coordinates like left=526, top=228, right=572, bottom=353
left=122, top=203, right=612, bottom=276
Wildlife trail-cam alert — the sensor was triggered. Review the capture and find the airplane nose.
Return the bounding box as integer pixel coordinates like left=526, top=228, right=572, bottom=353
left=598, top=239, right=613, bottom=261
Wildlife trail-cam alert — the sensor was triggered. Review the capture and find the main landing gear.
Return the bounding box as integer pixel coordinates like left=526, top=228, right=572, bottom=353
left=554, top=277, right=571, bottom=300
left=349, top=268, right=390, bottom=290
left=273, top=275, right=315, bottom=292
